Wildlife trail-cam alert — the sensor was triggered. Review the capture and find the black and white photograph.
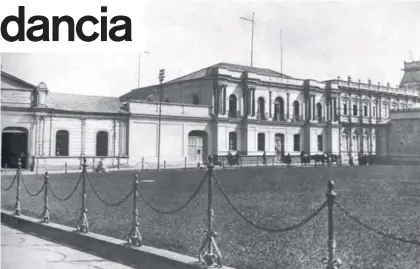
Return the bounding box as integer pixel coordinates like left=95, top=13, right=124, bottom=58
left=1, top=1, right=420, bottom=269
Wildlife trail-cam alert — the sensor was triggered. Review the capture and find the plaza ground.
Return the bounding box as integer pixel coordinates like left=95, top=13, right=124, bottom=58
left=1, top=165, right=420, bottom=269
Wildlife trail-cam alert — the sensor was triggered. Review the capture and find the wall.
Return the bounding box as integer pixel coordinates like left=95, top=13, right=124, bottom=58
left=128, top=117, right=212, bottom=166
left=389, top=118, right=420, bottom=157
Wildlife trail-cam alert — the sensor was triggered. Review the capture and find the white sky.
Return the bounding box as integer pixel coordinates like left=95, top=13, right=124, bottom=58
left=1, top=0, right=420, bottom=97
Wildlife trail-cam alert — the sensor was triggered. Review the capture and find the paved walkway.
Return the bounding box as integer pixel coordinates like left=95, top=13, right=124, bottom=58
left=1, top=224, right=135, bottom=269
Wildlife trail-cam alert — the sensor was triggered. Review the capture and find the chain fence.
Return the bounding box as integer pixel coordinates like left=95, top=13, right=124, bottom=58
left=334, top=201, right=420, bottom=246
left=86, top=172, right=134, bottom=207
left=2, top=157, right=419, bottom=269
left=214, top=173, right=328, bottom=233
left=137, top=173, right=207, bottom=214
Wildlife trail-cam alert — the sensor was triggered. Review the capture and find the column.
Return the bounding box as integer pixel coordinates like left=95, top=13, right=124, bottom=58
left=307, top=97, right=311, bottom=120
left=247, top=89, right=251, bottom=116
left=252, top=89, right=255, bottom=116
left=335, top=97, right=339, bottom=122
left=378, top=99, right=382, bottom=120
left=81, top=118, right=86, bottom=156
left=312, top=96, right=315, bottom=120
left=269, top=91, right=272, bottom=118
left=223, top=86, right=226, bottom=115
left=286, top=93, right=290, bottom=120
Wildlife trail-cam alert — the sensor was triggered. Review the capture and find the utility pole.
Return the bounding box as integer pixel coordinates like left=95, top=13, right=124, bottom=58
left=157, top=69, right=165, bottom=170
left=280, top=29, right=283, bottom=75
left=240, top=12, right=255, bottom=67
left=137, top=51, right=150, bottom=88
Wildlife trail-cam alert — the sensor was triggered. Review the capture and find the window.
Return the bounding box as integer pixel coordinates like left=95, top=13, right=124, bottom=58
left=228, top=132, right=237, bottom=151
left=373, top=106, right=376, bottom=117
left=258, top=97, right=265, bottom=120
left=56, top=130, right=69, bottom=156
left=317, top=135, right=323, bottom=151
left=274, top=97, right=285, bottom=121
left=293, top=134, right=300, bottom=151
left=96, top=131, right=108, bottom=156
left=192, top=94, right=199, bottom=105
left=353, top=104, right=357, bottom=116
left=293, top=101, right=300, bottom=119
left=228, top=94, right=237, bottom=118
left=257, top=133, right=265, bottom=151
left=343, top=104, right=347, bottom=115
left=363, top=105, right=367, bottom=117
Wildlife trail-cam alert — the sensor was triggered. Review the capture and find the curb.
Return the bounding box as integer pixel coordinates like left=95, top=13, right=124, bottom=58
left=1, top=209, right=235, bottom=269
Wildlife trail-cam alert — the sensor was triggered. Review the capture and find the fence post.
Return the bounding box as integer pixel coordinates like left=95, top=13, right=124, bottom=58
left=198, top=156, right=222, bottom=267
left=257, top=156, right=259, bottom=166
left=127, top=173, right=142, bottom=246
left=141, top=157, right=144, bottom=170
left=5, top=163, right=7, bottom=175
left=41, top=171, right=50, bottom=223
left=324, top=180, right=341, bottom=269
left=164, top=160, right=166, bottom=170
left=185, top=156, right=187, bottom=170
left=92, top=158, right=95, bottom=171
left=117, top=157, right=120, bottom=170
left=65, top=162, right=68, bottom=174
left=273, top=156, right=275, bottom=166
left=14, top=158, right=22, bottom=216
left=77, top=158, right=89, bottom=233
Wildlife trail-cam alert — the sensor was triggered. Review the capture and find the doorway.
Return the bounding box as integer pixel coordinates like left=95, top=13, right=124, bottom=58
left=274, top=133, right=285, bottom=159
left=2, top=127, right=29, bottom=169
left=188, top=130, right=207, bottom=164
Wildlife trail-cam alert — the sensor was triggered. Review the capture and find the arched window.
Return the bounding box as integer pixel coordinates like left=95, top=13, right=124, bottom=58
left=316, top=102, right=323, bottom=121
left=56, top=130, right=69, bottom=156
left=96, top=131, right=108, bottom=156
left=228, top=94, right=237, bottom=118
left=257, top=133, right=265, bottom=151
left=258, top=97, right=265, bottom=120
left=274, top=97, right=284, bottom=121
left=293, top=101, right=300, bottom=120
left=192, top=94, right=199, bottom=105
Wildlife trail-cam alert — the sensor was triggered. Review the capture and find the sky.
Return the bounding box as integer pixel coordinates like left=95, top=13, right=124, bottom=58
left=1, top=0, right=420, bottom=97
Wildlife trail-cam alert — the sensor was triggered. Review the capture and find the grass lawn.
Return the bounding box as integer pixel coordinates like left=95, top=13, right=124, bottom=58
left=2, top=165, right=420, bottom=269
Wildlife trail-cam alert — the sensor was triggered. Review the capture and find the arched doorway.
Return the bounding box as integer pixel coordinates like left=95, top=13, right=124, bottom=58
left=274, top=133, right=285, bottom=159
left=293, top=101, right=300, bottom=120
left=274, top=97, right=285, bottom=121
left=316, top=102, right=323, bottom=121
left=2, top=127, right=29, bottom=169
left=188, top=130, right=208, bottom=164
left=258, top=97, right=265, bottom=119
left=228, top=94, right=237, bottom=117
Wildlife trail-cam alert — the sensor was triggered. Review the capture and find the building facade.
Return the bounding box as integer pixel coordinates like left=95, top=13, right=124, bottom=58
left=2, top=61, right=420, bottom=170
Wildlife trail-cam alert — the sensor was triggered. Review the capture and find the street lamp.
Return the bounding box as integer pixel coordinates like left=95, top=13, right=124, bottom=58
left=239, top=12, right=255, bottom=67
left=137, top=51, right=150, bottom=88
left=157, top=69, right=165, bottom=170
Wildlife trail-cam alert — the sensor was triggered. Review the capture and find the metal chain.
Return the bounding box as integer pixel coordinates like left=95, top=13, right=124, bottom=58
left=334, top=201, right=420, bottom=246
left=165, top=160, right=185, bottom=167
left=47, top=174, right=82, bottom=201
left=214, top=175, right=328, bottom=233
left=144, top=161, right=156, bottom=168
left=41, top=165, right=65, bottom=171
left=1, top=173, right=17, bottom=191
left=138, top=173, right=207, bottom=214
left=86, top=173, right=134, bottom=206
left=20, top=174, right=45, bottom=197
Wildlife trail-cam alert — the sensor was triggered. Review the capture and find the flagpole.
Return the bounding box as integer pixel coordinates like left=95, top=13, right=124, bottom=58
left=240, top=12, right=255, bottom=67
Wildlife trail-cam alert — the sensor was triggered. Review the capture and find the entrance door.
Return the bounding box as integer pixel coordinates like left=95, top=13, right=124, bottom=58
left=188, top=135, right=204, bottom=163
left=274, top=133, right=285, bottom=159
left=2, top=127, right=29, bottom=169
left=188, top=130, right=207, bottom=164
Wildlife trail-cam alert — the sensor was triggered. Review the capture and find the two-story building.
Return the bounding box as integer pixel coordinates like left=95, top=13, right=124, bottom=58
left=2, top=60, right=420, bottom=170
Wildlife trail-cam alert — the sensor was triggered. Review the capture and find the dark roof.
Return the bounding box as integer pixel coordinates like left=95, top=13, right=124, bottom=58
left=47, top=93, right=128, bottom=114
left=400, top=70, right=420, bottom=87
left=166, top=62, right=293, bottom=84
